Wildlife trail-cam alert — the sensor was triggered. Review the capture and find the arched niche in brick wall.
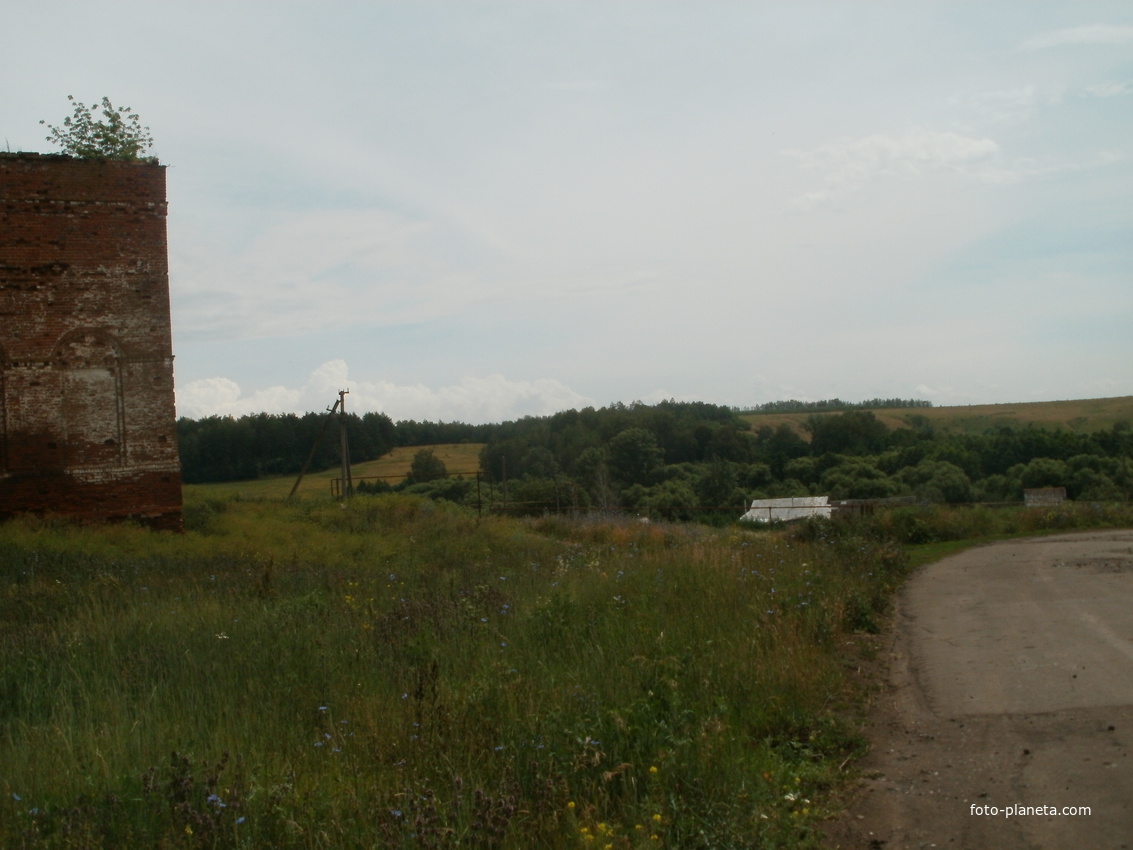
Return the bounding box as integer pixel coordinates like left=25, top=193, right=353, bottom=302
left=51, top=329, right=126, bottom=468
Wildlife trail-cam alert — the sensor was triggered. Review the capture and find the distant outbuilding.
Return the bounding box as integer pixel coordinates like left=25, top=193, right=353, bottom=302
left=741, top=496, right=832, bottom=524
left=1024, top=487, right=1067, bottom=507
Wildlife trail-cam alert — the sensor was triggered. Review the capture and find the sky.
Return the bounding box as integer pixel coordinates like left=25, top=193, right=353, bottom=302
left=4, top=2, right=1132, bottom=424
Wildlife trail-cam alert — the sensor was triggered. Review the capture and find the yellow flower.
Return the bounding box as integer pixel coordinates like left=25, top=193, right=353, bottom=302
left=649, top=765, right=659, bottom=774
left=567, top=801, right=576, bottom=810
left=652, top=813, right=662, bottom=823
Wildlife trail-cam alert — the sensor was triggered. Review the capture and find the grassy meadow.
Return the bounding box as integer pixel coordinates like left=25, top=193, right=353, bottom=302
left=2, top=494, right=1132, bottom=848
left=185, top=443, right=486, bottom=501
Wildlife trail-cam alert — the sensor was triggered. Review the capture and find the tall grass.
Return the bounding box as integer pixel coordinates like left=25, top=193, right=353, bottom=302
left=2, top=496, right=1127, bottom=848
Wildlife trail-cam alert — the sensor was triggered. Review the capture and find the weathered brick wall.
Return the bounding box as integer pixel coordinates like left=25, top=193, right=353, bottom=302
left=0, top=153, right=182, bottom=529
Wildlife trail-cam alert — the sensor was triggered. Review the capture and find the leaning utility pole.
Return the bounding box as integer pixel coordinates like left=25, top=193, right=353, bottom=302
left=287, top=390, right=353, bottom=500
left=338, top=389, right=353, bottom=499
left=288, top=396, right=340, bottom=499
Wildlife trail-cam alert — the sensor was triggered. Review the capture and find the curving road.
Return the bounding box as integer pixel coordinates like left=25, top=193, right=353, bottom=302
left=826, top=530, right=1133, bottom=849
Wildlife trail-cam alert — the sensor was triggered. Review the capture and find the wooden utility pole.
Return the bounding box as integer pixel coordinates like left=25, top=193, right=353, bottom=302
left=287, top=390, right=353, bottom=500
left=288, top=396, right=342, bottom=499
left=338, top=389, right=353, bottom=499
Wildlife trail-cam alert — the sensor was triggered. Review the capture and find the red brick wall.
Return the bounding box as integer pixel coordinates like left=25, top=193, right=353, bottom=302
left=0, top=153, right=182, bottom=530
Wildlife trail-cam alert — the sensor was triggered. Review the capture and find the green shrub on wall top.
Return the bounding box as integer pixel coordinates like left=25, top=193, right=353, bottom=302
left=41, top=95, right=155, bottom=161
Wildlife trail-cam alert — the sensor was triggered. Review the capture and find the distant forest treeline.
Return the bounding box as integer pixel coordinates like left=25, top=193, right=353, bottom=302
left=177, top=401, right=1133, bottom=518
left=738, top=398, right=933, bottom=414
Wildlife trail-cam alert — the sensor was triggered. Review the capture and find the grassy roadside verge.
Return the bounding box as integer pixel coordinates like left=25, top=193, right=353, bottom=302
left=1, top=497, right=1129, bottom=848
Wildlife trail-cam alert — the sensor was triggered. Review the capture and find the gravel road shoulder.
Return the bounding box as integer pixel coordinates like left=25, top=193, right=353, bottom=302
left=823, top=530, right=1133, bottom=850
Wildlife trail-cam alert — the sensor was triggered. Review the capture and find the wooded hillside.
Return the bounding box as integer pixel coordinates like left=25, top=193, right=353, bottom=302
left=178, top=397, right=1133, bottom=518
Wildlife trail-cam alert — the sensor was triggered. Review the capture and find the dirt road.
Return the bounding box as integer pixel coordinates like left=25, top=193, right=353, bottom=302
left=825, top=530, right=1133, bottom=849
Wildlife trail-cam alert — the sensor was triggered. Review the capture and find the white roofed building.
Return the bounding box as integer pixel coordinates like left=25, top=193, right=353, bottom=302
left=740, top=496, right=832, bottom=524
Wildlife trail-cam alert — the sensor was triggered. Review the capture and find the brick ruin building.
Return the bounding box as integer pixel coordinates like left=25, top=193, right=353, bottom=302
left=0, top=153, right=182, bottom=529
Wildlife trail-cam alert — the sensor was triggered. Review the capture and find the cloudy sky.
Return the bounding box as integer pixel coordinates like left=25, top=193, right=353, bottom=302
left=4, top=2, right=1131, bottom=423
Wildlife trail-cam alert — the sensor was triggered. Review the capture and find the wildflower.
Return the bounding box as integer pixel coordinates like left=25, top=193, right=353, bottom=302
left=652, top=813, right=662, bottom=823
left=649, top=765, right=659, bottom=774
left=567, top=801, right=576, bottom=810
left=236, top=817, right=246, bottom=825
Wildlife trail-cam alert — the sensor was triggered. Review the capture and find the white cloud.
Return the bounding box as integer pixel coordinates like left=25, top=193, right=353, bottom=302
left=1019, top=24, right=1133, bottom=51
left=176, top=360, right=597, bottom=423
left=1084, top=80, right=1133, bottom=97
left=953, top=85, right=1065, bottom=125
left=545, top=79, right=611, bottom=92
left=785, top=128, right=1001, bottom=208
left=174, top=376, right=303, bottom=419
left=172, top=208, right=447, bottom=342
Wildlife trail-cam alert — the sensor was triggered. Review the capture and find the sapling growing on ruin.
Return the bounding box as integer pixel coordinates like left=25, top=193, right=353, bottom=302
left=41, top=95, right=155, bottom=161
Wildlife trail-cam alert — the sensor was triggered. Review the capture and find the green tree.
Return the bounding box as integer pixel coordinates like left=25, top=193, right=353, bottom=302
left=638, top=479, right=699, bottom=521
left=405, top=448, right=447, bottom=485
left=820, top=460, right=899, bottom=500
left=572, top=446, right=617, bottom=509
left=41, top=95, right=155, bottom=161
left=695, top=458, right=742, bottom=509
left=752, top=423, right=810, bottom=478
left=898, top=459, right=972, bottom=504
left=806, top=410, right=890, bottom=456
left=1019, top=457, right=1070, bottom=491
left=607, top=428, right=664, bottom=486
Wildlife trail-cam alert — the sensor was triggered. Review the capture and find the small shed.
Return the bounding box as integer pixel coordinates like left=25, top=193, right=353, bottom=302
left=741, top=496, right=832, bottom=524
left=1024, top=487, right=1066, bottom=507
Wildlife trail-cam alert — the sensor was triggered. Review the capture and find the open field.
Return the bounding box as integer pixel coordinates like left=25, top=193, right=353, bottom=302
left=3, top=496, right=1132, bottom=848
left=185, top=443, right=486, bottom=501
left=0, top=494, right=901, bottom=848
left=740, top=395, right=1133, bottom=438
